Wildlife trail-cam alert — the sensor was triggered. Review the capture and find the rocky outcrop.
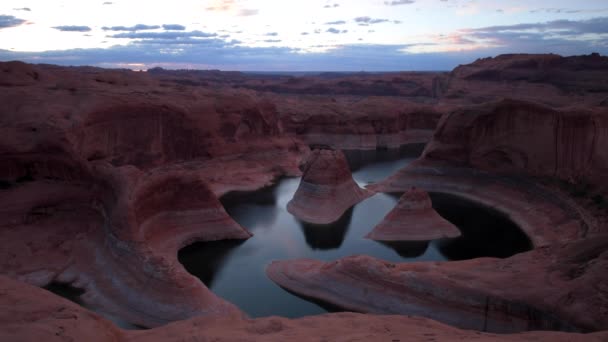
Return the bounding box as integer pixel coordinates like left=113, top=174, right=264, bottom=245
left=419, top=99, right=608, bottom=192
left=3, top=275, right=608, bottom=342
left=287, top=149, right=372, bottom=224
left=267, top=236, right=608, bottom=333
left=276, top=95, right=442, bottom=149
left=365, top=188, right=460, bottom=241
left=446, top=53, right=608, bottom=107
left=0, top=61, right=309, bottom=327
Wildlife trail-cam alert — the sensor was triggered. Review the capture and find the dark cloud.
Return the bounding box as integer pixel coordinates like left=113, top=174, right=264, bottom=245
left=238, top=9, right=259, bottom=16
left=162, top=24, right=186, bottom=31
left=468, top=17, right=608, bottom=35
left=13, top=7, right=31, bottom=11
left=53, top=25, right=92, bottom=32
left=354, top=17, right=390, bottom=25
left=384, top=0, right=415, bottom=5
left=301, top=32, right=310, bottom=35
left=326, top=28, right=347, bottom=34
left=103, top=24, right=160, bottom=31
left=0, top=15, right=26, bottom=29
left=0, top=42, right=479, bottom=71
left=2, top=17, right=607, bottom=72
left=325, top=20, right=346, bottom=25
left=530, top=8, right=582, bottom=14
left=108, top=30, right=217, bottom=39
left=263, top=39, right=282, bottom=43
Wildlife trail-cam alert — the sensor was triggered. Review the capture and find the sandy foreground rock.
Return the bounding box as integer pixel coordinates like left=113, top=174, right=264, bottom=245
left=2, top=275, right=608, bottom=342
left=365, top=187, right=461, bottom=241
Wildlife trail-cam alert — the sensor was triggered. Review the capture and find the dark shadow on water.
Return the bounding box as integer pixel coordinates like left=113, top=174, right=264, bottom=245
left=297, top=207, right=354, bottom=250
left=44, top=282, right=85, bottom=305
left=429, top=192, right=533, bottom=260
left=178, top=239, right=246, bottom=287
left=378, top=240, right=430, bottom=258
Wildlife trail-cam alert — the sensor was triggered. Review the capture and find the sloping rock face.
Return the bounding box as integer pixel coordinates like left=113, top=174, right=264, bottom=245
left=267, top=236, right=608, bottom=333
left=267, top=64, right=608, bottom=334
left=4, top=275, right=608, bottom=342
left=0, top=61, right=309, bottom=327
left=366, top=188, right=460, bottom=241
left=446, top=53, right=608, bottom=107
left=421, top=99, right=608, bottom=192
left=275, top=95, right=442, bottom=149
left=287, top=149, right=372, bottom=224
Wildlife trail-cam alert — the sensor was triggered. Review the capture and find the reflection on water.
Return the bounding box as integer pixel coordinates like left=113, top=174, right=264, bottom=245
left=178, top=147, right=531, bottom=318
left=430, top=193, right=533, bottom=260
left=297, top=207, right=353, bottom=250
left=378, top=240, right=430, bottom=258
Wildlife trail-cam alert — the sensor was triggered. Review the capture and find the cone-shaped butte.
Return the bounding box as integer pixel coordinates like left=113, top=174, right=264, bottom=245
left=287, top=149, right=372, bottom=224
left=366, top=188, right=460, bottom=241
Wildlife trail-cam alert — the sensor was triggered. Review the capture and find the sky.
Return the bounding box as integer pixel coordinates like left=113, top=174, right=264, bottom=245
left=0, top=0, right=607, bottom=71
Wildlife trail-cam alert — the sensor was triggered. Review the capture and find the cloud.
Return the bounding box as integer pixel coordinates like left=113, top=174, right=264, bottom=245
left=301, top=32, right=309, bottom=35
left=263, top=39, right=282, bottom=43
left=53, top=25, right=92, bottom=32
left=103, top=2, right=113, bottom=4
left=162, top=24, right=186, bottom=31
left=354, top=17, right=390, bottom=25
left=529, top=8, right=582, bottom=14
left=0, top=15, right=26, bottom=29
left=325, top=20, right=346, bottom=25
left=13, top=7, right=31, bottom=11
left=0, top=42, right=479, bottom=71
left=238, top=9, right=259, bottom=16
left=384, top=0, right=415, bottom=5
left=408, top=17, right=608, bottom=56
left=468, top=17, right=608, bottom=36
left=265, top=32, right=278, bottom=36
left=108, top=30, right=218, bottom=39
left=326, top=28, right=347, bottom=34
left=324, top=4, right=340, bottom=8
left=103, top=24, right=161, bottom=31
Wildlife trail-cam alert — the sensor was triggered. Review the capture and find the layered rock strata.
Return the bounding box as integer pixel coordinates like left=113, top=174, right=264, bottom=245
left=3, top=275, right=608, bottom=342
left=287, top=149, right=373, bottom=224
left=268, top=98, right=608, bottom=334
left=365, top=188, right=460, bottom=241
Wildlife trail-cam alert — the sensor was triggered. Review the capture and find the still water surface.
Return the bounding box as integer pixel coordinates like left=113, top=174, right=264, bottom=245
left=179, top=148, right=532, bottom=318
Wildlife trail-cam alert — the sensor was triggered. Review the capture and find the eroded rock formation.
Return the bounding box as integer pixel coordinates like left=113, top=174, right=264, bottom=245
left=365, top=188, right=460, bottom=241
left=4, top=275, right=608, bottom=342
left=287, top=149, right=372, bottom=224
left=2, top=54, right=608, bottom=340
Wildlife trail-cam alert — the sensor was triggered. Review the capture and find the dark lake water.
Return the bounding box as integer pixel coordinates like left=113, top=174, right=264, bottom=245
left=179, top=147, right=532, bottom=318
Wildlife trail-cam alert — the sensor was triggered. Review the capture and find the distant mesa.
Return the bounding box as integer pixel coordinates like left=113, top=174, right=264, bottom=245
left=287, top=149, right=372, bottom=224
left=365, top=188, right=460, bottom=241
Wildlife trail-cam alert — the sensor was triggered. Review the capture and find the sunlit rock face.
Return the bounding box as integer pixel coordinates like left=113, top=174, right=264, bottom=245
left=287, top=149, right=373, bottom=224
left=365, top=188, right=460, bottom=241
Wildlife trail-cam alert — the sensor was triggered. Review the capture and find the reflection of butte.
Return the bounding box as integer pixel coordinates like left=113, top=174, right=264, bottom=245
left=178, top=239, right=246, bottom=288
left=378, top=240, right=430, bottom=258
left=297, top=207, right=354, bottom=250
left=287, top=149, right=372, bottom=224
